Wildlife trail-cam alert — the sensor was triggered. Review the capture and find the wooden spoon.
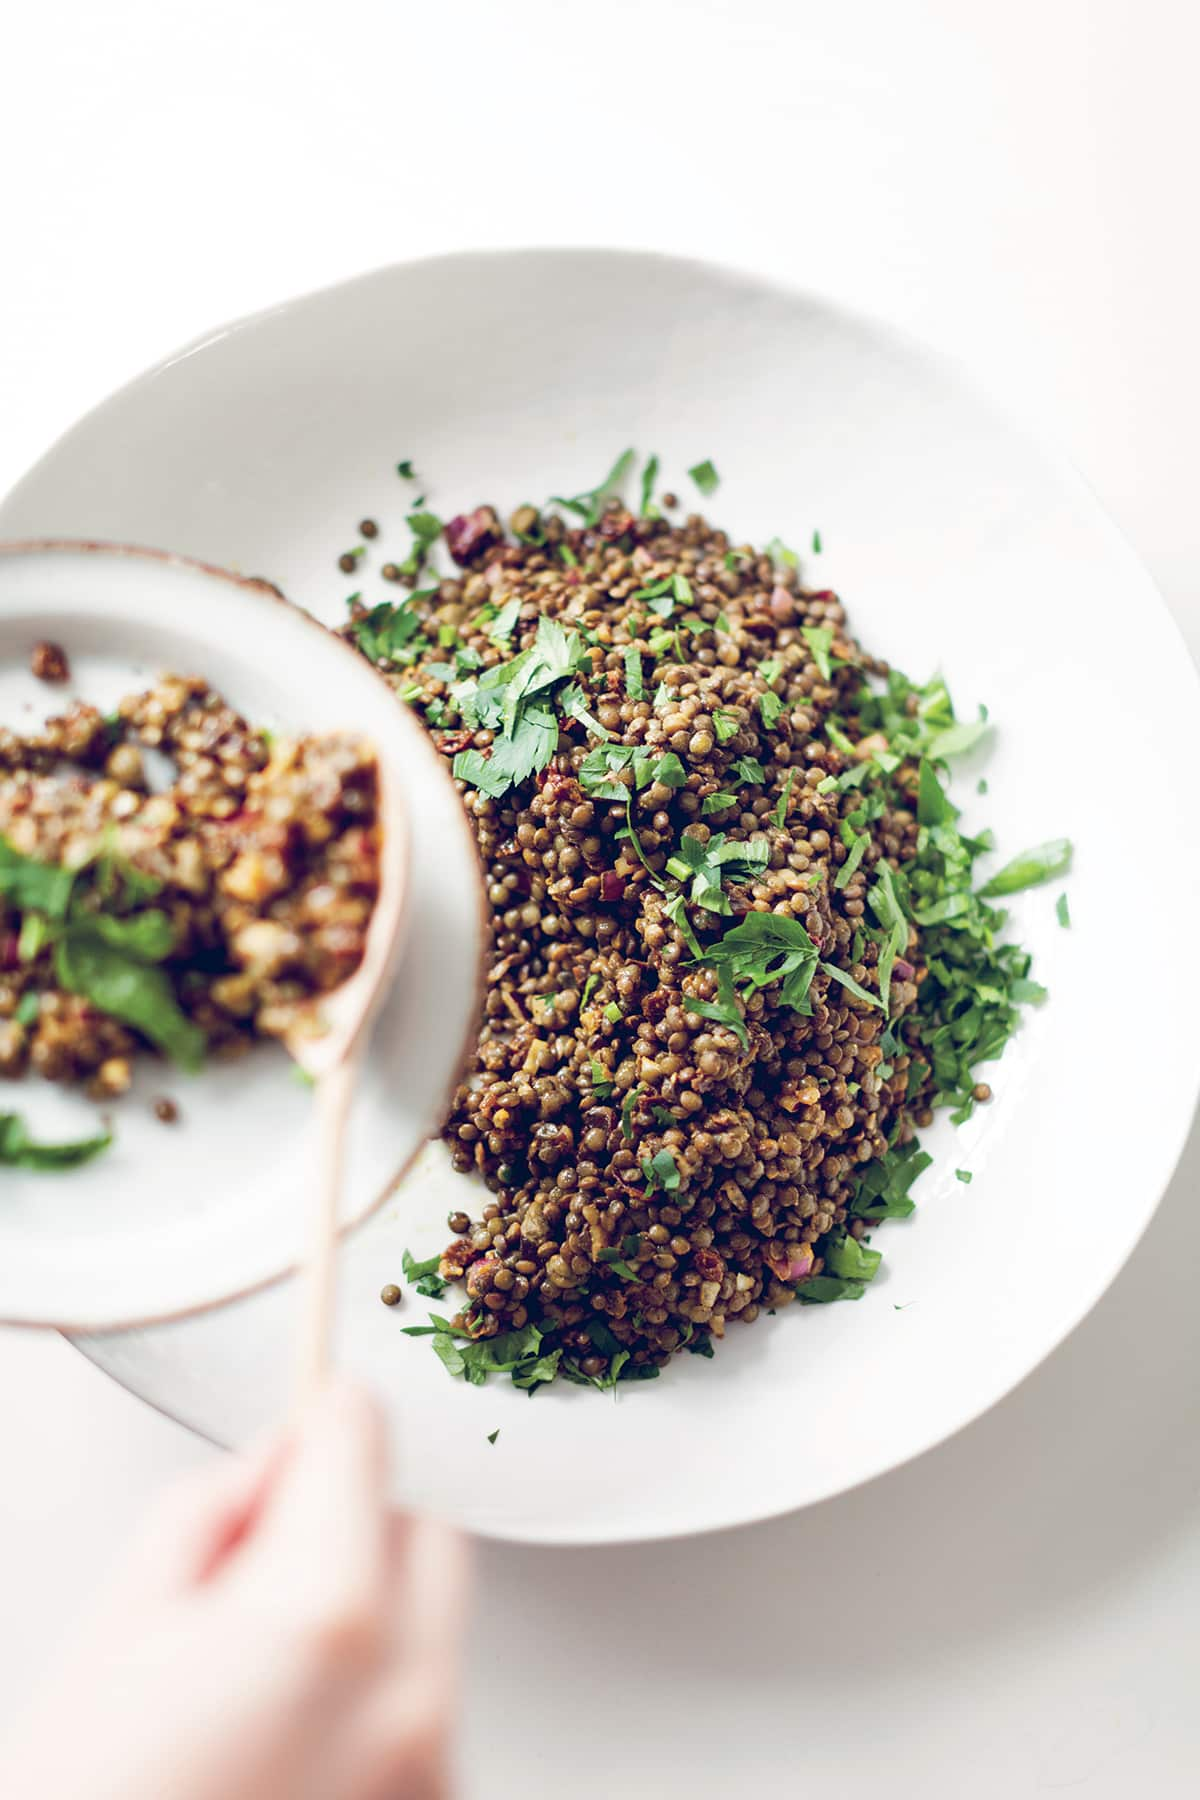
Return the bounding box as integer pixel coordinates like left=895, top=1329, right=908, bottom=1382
left=285, top=736, right=408, bottom=1399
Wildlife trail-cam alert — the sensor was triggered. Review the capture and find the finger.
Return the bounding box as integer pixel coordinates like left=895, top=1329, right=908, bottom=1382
left=250, top=1379, right=390, bottom=1628
left=82, top=1437, right=281, bottom=1624
left=353, top=1516, right=471, bottom=1800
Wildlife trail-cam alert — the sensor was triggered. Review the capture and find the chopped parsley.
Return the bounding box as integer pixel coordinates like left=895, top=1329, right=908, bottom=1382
left=549, top=448, right=635, bottom=527
left=1056, top=892, right=1071, bottom=928
left=487, top=1429, right=500, bottom=1444
left=801, top=625, right=834, bottom=681
left=812, top=529, right=823, bottom=554
left=980, top=839, right=1073, bottom=897
left=639, top=453, right=660, bottom=516
left=0, top=1112, right=112, bottom=1170
left=687, top=459, right=720, bottom=495
left=395, top=459, right=416, bottom=478
left=623, top=645, right=644, bottom=700
left=955, top=1169, right=973, bottom=1184
left=401, top=1247, right=447, bottom=1299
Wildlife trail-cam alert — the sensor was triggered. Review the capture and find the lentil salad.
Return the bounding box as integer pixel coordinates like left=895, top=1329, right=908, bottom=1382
left=353, top=452, right=1070, bottom=1391
left=0, top=670, right=379, bottom=1163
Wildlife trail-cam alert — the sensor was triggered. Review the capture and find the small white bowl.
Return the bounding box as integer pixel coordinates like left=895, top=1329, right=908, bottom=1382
left=0, top=541, right=484, bottom=1329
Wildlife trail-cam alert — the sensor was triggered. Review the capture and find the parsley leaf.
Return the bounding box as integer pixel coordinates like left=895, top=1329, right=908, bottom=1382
left=401, top=1247, right=447, bottom=1299
left=801, top=626, right=834, bottom=681
left=623, top=644, right=644, bottom=700
left=731, top=756, right=766, bottom=785
left=1056, top=892, right=1071, bottom=928
left=0, top=1112, right=112, bottom=1170
left=549, top=448, right=635, bottom=527
left=688, top=459, right=719, bottom=495
left=639, top=453, right=660, bottom=516
left=980, top=839, right=1073, bottom=897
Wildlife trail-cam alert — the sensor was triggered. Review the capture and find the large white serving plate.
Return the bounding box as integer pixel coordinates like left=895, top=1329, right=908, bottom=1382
left=0, top=544, right=483, bottom=1328
left=2, top=249, right=1196, bottom=1543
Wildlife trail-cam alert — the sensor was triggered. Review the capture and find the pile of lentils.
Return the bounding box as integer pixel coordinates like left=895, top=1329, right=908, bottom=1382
left=346, top=465, right=999, bottom=1388
left=0, top=663, right=378, bottom=1102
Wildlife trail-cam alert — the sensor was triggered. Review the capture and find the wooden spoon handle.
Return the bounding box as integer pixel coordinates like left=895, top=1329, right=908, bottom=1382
left=295, top=1053, right=358, bottom=1399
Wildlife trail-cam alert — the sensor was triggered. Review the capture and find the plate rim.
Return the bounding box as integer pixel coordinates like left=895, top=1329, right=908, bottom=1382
left=2, top=244, right=1196, bottom=1540
left=0, top=536, right=489, bottom=1333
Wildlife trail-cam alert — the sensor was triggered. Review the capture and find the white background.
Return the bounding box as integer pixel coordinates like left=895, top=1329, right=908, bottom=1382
left=1, top=2, right=1198, bottom=1795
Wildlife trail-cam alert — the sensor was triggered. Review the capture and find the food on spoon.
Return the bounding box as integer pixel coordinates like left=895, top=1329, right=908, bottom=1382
left=0, top=675, right=379, bottom=1163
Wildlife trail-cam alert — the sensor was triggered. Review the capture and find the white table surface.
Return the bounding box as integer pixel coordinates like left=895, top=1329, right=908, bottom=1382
left=2, top=2, right=1198, bottom=1794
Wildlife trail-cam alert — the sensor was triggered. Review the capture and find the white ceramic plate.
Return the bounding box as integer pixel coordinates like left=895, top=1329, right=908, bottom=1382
left=0, top=543, right=483, bottom=1328
left=3, top=249, right=1197, bottom=1544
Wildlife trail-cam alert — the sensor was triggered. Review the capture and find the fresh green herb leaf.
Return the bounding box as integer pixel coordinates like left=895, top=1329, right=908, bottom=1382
left=639, top=453, right=660, bottom=516
left=834, top=832, right=869, bottom=890
left=695, top=911, right=819, bottom=1013
left=486, top=598, right=522, bottom=644
left=925, top=718, right=990, bottom=760
left=623, top=645, right=644, bottom=700
left=14, top=992, right=39, bottom=1026
left=558, top=544, right=580, bottom=568
left=773, top=770, right=796, bottom=828
left=819, top=962, right=882, bottom=1009
left=549, top=448, right=635, bottom=527
left=663, top=892, right=703, bottom=957
left=955, top=1169, right=973, bottom=1184
left=589, top=1058, right=614, bottom=1099
left=487, top=1429, right=500, bottom=1444
left=54, top=933, right=204, bottom=1069
left=395, top=460, right=415, bottom=478
left=812, top=529, right=823, bottom=554
left=687, top=459, right=719, bottom=496
left=825, top=1233, right=882, bottom=1283
left=731, top=756, right=766, bottom=786
left=980, top=839, right=1072, bottom=896
left=0, top=1112, right=112, bottom=1170
left=672, top=573, right=693, bottom=605
left=758, top=690, right=783, bottom=730
left=801, top=626, right=834, bottom=681
left=1056, top=892, right=1070, bottom=929
left=713, top=709, right=739, bottom=744
left=641, top=1148, right=681, bottom=1193
left=619, top=1085, right=643, bottom=1141
left=797, top=1275, right=865, bottom=1304
left=977, top=777, right=989, bottom=795
left=652, top=752, right=687, bottom=789
left=766, top=536, right=798, bottom=568
left=851, top=1141, right=933, bottom=1219
left=701, top=791, right=737, bottom=816
left=682, top=963, right=749, bottom=1049
left=0, top=839, right=76, bottom=919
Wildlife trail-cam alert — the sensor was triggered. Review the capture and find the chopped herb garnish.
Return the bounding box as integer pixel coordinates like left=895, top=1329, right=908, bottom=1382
left=402, top=1247, right=447, bottom=1299
left=0, top=1112, right=112, bottom=1170
left=395, top=460, right=415, bottom=478
left=766, top=536, right=798, bottom=568
left=801, top=626, right=834, bottom=681
left=955, top=1169, right=973, bottom=1184
left=1056, top=892, right=1071, bottom=928
left=641, top=1148, right=681, bottom=1193
left=731, top=755, right=766, bottom=785
left=620, top=1085, right=643, bottom=1141
left=549, top=448, right=635, bottom=527
left=487, top=1429, right=500, bottom=1444
left=812, top=529, right=823, bottom=554
left=623, top=644, right=644, bottom=700
left=773, top=770, right=795, bottom=828
left=712, top=709, right=739, bottom=744
left=639, top=453, right=660, bottom=516
left=758, top=690, right=783, bottom=730
left=702, top=791, right=737, bottom=816
left=980, top=839, right=1073, bottom=897
left=687, top=459, right=720, bottom=495
left=603, top=1001, right=622, bottom=1024
left=652, top=752, right=687, bottom=789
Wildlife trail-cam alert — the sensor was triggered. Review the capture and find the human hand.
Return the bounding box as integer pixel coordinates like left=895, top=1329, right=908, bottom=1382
left=0, top=1381, right=468, bottom=1800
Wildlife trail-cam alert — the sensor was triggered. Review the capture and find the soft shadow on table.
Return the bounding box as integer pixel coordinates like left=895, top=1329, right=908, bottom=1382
left=478, top=1106, right=1200, bottom=1682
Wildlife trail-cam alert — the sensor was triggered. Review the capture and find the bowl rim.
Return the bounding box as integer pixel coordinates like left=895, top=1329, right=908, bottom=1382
left=0, top=535, right=488, bottom=1334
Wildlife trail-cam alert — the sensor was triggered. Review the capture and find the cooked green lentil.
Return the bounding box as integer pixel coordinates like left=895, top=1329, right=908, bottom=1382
left=357, top=464, right=1061, bottom=1390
